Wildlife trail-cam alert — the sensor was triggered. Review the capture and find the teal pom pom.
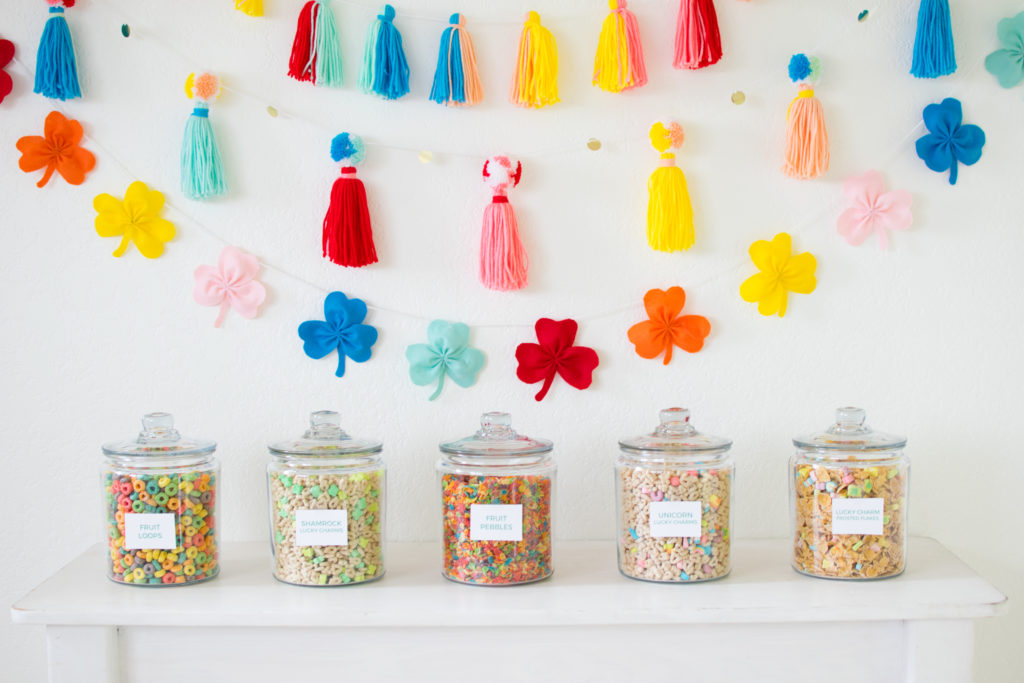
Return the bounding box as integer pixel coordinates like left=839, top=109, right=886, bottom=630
left=331, top=133, right=365, bottom=164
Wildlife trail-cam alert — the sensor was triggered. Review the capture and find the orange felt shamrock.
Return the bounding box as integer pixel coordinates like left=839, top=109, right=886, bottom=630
left=628, top=287, right=710, bottom=364
left=16, top=111, right=95, bottom=188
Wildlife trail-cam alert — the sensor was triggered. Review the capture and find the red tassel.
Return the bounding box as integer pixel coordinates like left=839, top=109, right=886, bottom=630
left=323, top=167, right=378, bottom=268
left=288, top=1, right=316, bottom=82
left=673, top=0, right=723, bottom=70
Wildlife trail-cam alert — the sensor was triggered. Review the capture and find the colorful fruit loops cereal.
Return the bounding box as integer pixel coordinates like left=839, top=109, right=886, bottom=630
left=442, top=474, right=551, bottom=585
left=271, top=471, right=383, bottom=586
left=619, top=467, right=731, bottom=582
left=793, top=464, right=907, bottom=579
left=104, top=471, right=218, bottom=585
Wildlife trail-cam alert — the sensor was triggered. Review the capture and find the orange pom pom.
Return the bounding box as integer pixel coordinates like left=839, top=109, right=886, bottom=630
left=188, top=72, right=221, bottom=101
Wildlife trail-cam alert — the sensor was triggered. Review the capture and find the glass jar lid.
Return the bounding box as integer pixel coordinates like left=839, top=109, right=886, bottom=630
left=102, top=412, right=216, bottom=457
left=439, top=412, right=552, bottom=457
left=619, top=407, right=732, bottom=454
left=793, top=407, right=906, bottom=451
left=269, top=410, right=382, bottom=456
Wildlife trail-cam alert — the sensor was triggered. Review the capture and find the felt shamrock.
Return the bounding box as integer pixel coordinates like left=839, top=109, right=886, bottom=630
left=628, top=287, right=710, bottom=364
left=0, top=39, right=14, bottom=104
left=298, top=291, right=378, bottom=378
left=915, top=98, right=985, bottom=185
left=406, top=320, right=485, bottom=400
left=16, top=111, right=95, bottom=187
left=837, top=171, right=913, bottom=249
left=516, top=318, right=599, bottom=402
left=739, top=232, right=817, bottom=318
left=193, top=246, right=267, bottom=327
left=93, top=181, right=175, bottom=258
left=985, top=12, right=1024, bottom=91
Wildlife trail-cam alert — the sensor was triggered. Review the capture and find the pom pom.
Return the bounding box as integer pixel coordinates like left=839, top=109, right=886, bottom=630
left=331, top=132, right=366, bottom=165
left=647, top=121, right=695, bottom=253
left=323, top=134, right=376, bottom=268
left=480, top=156, right=527, bottom=291
left=674, top=0, right=723, bottom=70
left=34, top=0, right=81, bottom=100
left=911, top=0, right=956, bottom=78
left=187, top=72, right=221, bottom=101
left=430, top=13, right=483, bottom=106
left=510, top=11, right=559, bottom=109
left=593, top=0, right=647, bottom=93
left=235, top=0, right=263, bottom=17
left=788, top=53, right=812, bottom=82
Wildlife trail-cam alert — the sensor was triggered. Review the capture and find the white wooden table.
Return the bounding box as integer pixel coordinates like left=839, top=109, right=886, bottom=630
left=11, top=538, right=1006, bottom=683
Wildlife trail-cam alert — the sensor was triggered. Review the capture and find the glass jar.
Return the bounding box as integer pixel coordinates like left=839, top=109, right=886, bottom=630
left=616, top=407, right=734, bottom=583
left=791, top=407, right=909, bottom=580
left=437, top=412, right=555, bottom=586
left=267, top=410, right=385, bottom=587
left=101, top=412, right=219, bottom=586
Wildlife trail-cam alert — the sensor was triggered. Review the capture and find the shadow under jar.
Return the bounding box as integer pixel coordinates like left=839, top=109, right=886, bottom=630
left=268, top=411, right=385, bottom=587
left=617, top=408, right=734, bottom=583
left=791, top=407, right=909, bottom=580
left=438, top=412, right=555, bottom=586
left=102, top=412, right=219, bottom=586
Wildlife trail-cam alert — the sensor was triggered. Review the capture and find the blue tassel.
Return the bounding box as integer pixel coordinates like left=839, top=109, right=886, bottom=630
left=911, top=0, right=956, bottom=78
left=429, top=13, right=483, bottom=106
left=359, top=5, right=409, bottom=99
left=34, top=6, right=81, bottom=100
left=181, top=105, right=227, bottom=200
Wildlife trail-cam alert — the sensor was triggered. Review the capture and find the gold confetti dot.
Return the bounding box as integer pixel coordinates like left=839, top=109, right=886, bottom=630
left=731, top=91, right=746, bottom=105
left=418, top=150, right=433, bottom=164
left=586, top=138, right=602, bottom=151
left=266, top=105, right=278, bottom=117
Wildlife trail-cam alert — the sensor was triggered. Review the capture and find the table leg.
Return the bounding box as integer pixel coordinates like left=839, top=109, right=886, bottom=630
left=47, top=625, right=119, bottom=683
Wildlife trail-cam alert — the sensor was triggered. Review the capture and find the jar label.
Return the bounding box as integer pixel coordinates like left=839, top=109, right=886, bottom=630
left=295, top=510, right=349, bottom=546
left=831, top=497, right=884, bottom=535
left=124, top=513, right=177, bottom=550
left=470, top=504, right=523, bottom=542
left=649, top=501, right=702, bottom=538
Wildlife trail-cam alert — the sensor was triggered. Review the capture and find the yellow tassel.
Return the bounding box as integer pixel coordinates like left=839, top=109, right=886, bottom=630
left=647, top=122, right=694, bottom=252
left=235, top=0, right=263, bottom=17
left=593, top=0, right=647, bottom=93
left=510, top=11, right=559, bottom=108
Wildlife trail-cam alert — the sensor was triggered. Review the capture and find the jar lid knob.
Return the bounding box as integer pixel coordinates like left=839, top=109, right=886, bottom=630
left=305, top=410, right=346, bottom=440
left=478, top=411, right=516, bottom=440
left=835, top=407, right=867, bottom=430
left=138, top=412, right=180, bottom=444
left=656, top=407, right=696, bottom=436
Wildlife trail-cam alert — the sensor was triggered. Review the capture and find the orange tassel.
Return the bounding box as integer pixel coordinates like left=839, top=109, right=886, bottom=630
left=783, top=55, right=829, bottom=180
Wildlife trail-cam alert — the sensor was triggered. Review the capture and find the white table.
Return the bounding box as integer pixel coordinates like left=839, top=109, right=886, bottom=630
left=11, top=538, right=1006, bottom=683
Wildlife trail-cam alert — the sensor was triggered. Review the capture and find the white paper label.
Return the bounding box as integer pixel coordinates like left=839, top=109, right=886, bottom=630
left=832, top=497, right=885, bottom=535
left=470, top=504, right=523, bottom=541
left=124, top=513, right=177, bottom=550
left=295, top=510, right=349, bottom=546
left=649, top=501, right=703, bottom=538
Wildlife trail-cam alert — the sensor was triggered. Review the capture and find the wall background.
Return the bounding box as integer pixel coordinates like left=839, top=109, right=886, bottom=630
left=2, top=0, right=1021, bottom=679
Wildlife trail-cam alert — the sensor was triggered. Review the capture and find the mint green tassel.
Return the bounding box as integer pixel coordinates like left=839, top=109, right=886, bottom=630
left=313, top=0, right=343, bottom=88
left=358, top=17, right=379, bottom=94
left=181, top=106, right=227, bottom=200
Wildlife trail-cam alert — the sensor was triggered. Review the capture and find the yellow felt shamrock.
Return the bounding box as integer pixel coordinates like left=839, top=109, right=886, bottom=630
left=739, top=232, right=816, bottom=317
left=93, top=181, right=176, bottom=258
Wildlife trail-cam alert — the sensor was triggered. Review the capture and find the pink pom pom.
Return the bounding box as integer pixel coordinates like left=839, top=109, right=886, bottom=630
left=192, top=73, right=220, bottom=101
left=482, top=155, right=522, bottom=194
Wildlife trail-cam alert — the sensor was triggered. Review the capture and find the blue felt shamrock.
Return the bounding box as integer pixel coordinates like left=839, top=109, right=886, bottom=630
left=298, top=291, right=378, bottom=377
left=406, top=320, right=485, bottom=400
left=915, top=98, right=985, bottom=185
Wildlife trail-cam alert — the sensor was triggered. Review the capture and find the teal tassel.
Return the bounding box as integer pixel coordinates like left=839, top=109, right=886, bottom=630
left=34, top=6, right=81, bottom=100
left=911, top=0, right=956, bottom=78
left=313, top=0, right=343, bottom=87
left=359, top=5, right=409, bottom=99
left=181, top=105, right=227, bottom=200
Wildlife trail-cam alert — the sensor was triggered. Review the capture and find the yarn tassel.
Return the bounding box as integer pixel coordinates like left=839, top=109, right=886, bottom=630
left=646, top=122, right=694, bottom=252
left=784, top=86, right=829, bottom=179
left=181, top=73, right=227, bottom=200
left=593, top=0, right=647, bottom=93
left=673, top=0, right=722, bottom=70
left=323, top=133, right=377, bottom=268
left=430, top=13, right=483, bottom=106
left=911, top=0, right=956, bottom=78
left=235, top=0, right=263, bottom=17
left=480, top=156, right=527, bottom=291
left=358, top=4, right=410, bottom=99
left=510, top=11, right=559, bottom=109
left=34, top=2, right=81, bottom=101
left=288, top=0, right=343, bottom=87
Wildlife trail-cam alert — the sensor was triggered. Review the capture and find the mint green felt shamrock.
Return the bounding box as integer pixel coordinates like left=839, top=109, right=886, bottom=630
left=406, top=320, right=485, bottom=400
left=985, top=12, right=1024, bottom=91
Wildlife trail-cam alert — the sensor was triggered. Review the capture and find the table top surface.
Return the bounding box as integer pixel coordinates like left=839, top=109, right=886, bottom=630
left=11, top=538, right=1007, bottom=627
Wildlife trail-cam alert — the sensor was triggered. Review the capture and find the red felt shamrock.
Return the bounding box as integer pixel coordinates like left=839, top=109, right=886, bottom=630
left=515, top=318, right=599, bottom=402
left=0, top=39, right=14, bottom=104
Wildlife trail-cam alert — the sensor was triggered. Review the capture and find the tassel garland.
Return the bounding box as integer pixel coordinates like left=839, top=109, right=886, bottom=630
left=510, top=11, right=559, bottom=109
left=181, top=73, right=228, bottom=200
left=288, top=0, right=344, bottom=88
left=359, top=5, right=410, bottom=100
left=673, top=0, right=723, bottom=70
left=783, top=54, right=830, bottom=180
left=480, top=156, right=528, bottom=291
left=911, top=0, right=956, bottom=78
left=235, top=0, right=263, bottom=17
left=34, top=0, right=81, bottom=101
left=323, top=133, right=378, bottom=268
left=593, top=0, right=647, bottom=93
left=647, top=122, right=695, bottom=253
left=430, top=14, right=483, bottom=106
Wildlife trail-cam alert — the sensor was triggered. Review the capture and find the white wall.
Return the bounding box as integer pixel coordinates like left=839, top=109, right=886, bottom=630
left=2, top=0, right=1021, bottom=679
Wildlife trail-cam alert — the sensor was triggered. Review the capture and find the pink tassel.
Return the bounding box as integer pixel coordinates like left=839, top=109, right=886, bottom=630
left=480, top=156, right=527, bottom=291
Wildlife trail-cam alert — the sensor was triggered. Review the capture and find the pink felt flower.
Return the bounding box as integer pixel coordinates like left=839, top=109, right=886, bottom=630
left=193, top=246, right=266, bottom=327
left=837, top=171, right=912, bottom=249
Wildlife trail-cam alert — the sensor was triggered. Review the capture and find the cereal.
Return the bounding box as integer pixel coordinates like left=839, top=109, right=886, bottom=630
left=441, top=473, right=552, bottom=585
left=618, top=467, right=731, bottom=582
left=270, top=471, right=384, bottom=586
